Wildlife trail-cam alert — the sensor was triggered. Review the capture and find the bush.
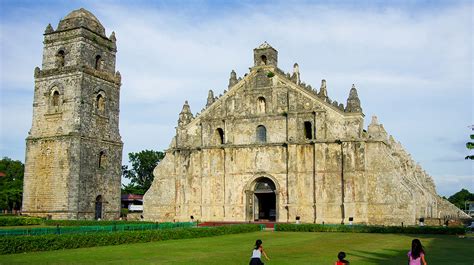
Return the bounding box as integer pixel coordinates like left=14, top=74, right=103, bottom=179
left=0, top=216, right=162, bottom=227
left=0, top=222, right=196, bottom=236
left=0, top=224, right=261, bottom=254
left=274, top=223, right=466, bottom=235
left=43, top=219, right=157, bottom=226
left=0, top=217, right=43, bottom=226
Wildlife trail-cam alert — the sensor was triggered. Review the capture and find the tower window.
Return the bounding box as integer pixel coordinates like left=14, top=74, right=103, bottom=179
left=216, top=128, right=224, bottom=144
left=257, top=97, right=266, bottom=114
left=96, top=94, right=105, bottom=112
left=260, top=55, right=267, bottom=65
left=304, top=121, right=313, bottom=140
left=57, top=50, right=65, bottom=67
left=95, top=55, right=102, bottom=70
left=98, top=151, right=106, bottom=169
left=256, top=125, right=267, bottom=143
left=52, top=91, right=60, bottom=107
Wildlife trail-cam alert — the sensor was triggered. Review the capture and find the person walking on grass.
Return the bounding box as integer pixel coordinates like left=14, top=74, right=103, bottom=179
left=408, top=239, right=427, bottom=265
left=249, top=239, right=270, bottom=265
left=335, top=251, right=350, bottom=264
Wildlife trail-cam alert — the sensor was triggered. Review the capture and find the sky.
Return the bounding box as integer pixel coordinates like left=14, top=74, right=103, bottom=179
left=0, top=0, right=472, bottom=196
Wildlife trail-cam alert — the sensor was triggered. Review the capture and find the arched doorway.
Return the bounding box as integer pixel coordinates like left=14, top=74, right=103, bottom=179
left=252, top=177, right=276, bottom=221
left=95, top=195, right=103, bottom=220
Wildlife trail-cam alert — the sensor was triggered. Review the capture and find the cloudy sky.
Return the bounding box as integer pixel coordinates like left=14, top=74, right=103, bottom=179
left=0, top=0, right=472, bottom=196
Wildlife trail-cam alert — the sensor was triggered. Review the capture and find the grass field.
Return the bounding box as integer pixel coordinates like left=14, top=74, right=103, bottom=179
left=1, top=231, right=473, bottom=265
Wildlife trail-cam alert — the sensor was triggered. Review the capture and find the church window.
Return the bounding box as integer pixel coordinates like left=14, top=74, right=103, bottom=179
left=96, top=94, right=105, bottom=112
left=216, top=128, right=224, bottom=144
left=57, top=50, right=65, bottom=67
left=260, top=55, right=267, bottom=65
left=95, top=55, right=102, bottom=70
left=95, top=195, right=103, bottom=220
left=98, top=151, right=106, bottom=169
left=256, top=125, right=267, bottom=143
left=257, top=97, right=266, bottom=114
left=52, top=91, right=60, bottom=107
left=304, top=121, right=313, bottom=140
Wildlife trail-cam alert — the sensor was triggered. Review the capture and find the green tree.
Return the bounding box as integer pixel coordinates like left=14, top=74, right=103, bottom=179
left=0, top=157, right=25, bottom=211
left=122, top=150, right=164, bottom=194
left=466, top=130, right=474, bottom=160
left=447, top=189, right=474, bottom=210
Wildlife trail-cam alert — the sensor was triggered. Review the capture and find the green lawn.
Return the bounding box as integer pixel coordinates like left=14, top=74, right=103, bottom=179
left=1, top=231, right=472, bottom=265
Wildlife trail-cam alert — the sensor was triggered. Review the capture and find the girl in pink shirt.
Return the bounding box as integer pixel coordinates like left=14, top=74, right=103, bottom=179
left=407, top=239, right=427, bottom=265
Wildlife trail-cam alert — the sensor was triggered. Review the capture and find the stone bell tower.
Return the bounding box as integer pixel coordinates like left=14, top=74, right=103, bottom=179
left=22, top=8, right=123, bottom=220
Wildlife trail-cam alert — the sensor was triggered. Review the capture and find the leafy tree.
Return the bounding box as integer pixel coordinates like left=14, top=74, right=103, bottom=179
left=447, top=189, right=474, bottom=210
left=466, top=125, right=474, bottom=160
left=0, top=157, right=25, bottom=211
left=122, top=150, right=164, bottom=194
left=121, top=182, right=147, bottom=195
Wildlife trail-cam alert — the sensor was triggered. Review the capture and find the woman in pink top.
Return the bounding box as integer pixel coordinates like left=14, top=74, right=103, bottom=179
left=407, top=239, right=427, bottom=265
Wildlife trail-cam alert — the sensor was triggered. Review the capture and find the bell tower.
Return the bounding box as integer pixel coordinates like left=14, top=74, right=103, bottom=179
left=253, top=41, right=278, bottom=67
left=22, top=8, right=123, bottom=220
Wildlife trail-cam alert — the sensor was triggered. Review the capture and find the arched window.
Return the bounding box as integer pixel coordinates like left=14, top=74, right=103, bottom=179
left=95, top=195, right=103, bottom=220
left=95, top=55, right=102, bottom=70
left=52, top=91, right=60, bottom=107
left=260, top=55, right=267, bottom=65
left=257, top=97, right=266, bottom=114
left=98, top=151, right=106, bottom=169
left=57, top=50, right=65, bottom=67
left=216, top=128, right=224, bottom=144
left=304, top=121, right=313, bottom=140
left=256, top=125, right=267, bottom=143
left=96, top=94, right=105, bottom=112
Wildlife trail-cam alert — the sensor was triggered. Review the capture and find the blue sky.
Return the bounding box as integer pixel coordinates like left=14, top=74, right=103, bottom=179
left=0, top=0, right=472, bottom=196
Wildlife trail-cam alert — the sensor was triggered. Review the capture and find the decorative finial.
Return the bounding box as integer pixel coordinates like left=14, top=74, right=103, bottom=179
left=206, top=90, right=215, bottom=107
left=258, top=41, right=272, bottom=49
left=318, top=79, right=328, bottom=101
left=178, top=100, right=193, bottom=126
left=228, top=70, right=238, bottom=88
left=291, top=63, right=300, bottom=84
left=371, top=116, right=379, bottom=125
left=45, top=23, right=54, bottom=34
left=115, top=71, right=121, bottom=83
left=345, top=84, right=362, bottom=113
left=34, top=67, right=41, bottom=78
left=109, top=31, right=116, bottom=42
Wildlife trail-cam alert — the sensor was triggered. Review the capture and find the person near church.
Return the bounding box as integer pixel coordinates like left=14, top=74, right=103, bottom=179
left=335, top=251, right=350, bottom=264
left=249, top=239, right=270, bottom=265
left=407, top=239, right=427, bottom=265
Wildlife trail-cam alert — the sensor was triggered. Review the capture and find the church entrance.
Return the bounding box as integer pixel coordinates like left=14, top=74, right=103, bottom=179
left=95, top=195, right=103, bottom=220
left=252, top=178, right=276, bottom=221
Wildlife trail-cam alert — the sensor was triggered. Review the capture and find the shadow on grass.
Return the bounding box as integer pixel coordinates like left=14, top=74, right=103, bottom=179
left=349, top=234, right=474, bottom=265
left=349, top=248, right=407, bottom=265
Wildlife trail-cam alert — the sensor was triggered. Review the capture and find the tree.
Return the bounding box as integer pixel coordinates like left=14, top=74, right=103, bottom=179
left=0, top=157, right=25, bottom=211
left=122, top=150, right=164, bottom=194
left=447, top=189, right=474, bottom=210
left=466, top=125, right=474, bottom=160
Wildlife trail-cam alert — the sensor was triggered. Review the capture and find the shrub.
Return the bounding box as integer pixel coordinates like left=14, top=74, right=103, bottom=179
left=0, top=217, right=43, bottom=226
left=274, top=223, right=466, bottom=235
left=43, top=220, right=156, bottom=226
left=0, top=222, right=196, bottom=236
left=0, top=224, right=261, bottom=254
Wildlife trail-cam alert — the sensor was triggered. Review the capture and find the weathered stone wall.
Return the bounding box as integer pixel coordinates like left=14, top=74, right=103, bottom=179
left=144, top=43, right=468, bottom=225
left=22, top=9, right=122, bottom=220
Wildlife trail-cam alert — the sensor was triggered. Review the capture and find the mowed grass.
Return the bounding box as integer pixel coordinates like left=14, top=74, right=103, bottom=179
left=1, top=231, right=473, bottom=265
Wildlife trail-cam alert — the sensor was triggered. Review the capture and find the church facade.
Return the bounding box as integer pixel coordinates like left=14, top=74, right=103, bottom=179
left=22, top=9, right=123, bottom=220
left=144, top=43, right=467, bottom=225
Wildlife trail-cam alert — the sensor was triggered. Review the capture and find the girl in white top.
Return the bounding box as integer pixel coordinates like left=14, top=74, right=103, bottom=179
left=249, top=239, right=270, bottom=265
